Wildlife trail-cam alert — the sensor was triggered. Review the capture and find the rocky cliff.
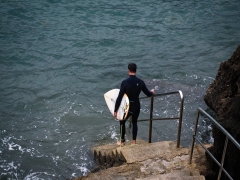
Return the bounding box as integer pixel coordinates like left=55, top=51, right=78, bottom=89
left=204, top=45, right=240, bottom=179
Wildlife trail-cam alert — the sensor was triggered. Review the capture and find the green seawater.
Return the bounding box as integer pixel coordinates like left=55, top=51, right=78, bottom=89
left=0, top=0, right=240, bottom=179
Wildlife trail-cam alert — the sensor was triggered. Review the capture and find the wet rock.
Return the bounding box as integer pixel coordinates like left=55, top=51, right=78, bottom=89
left=204, top=45, right=240, bottom=179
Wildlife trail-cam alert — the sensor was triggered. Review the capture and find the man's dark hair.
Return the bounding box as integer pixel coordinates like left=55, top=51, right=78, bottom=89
left=128, top=63, right=137, bottom=73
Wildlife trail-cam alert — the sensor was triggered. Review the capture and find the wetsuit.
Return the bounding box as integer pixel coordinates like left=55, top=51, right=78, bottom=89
left=114, top=75, right=153, bottom=143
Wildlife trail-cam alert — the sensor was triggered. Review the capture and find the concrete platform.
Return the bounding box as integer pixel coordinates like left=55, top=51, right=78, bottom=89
left=74, top=141, right=212, bottom=180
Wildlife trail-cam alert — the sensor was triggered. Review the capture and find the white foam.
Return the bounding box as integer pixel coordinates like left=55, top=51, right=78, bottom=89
left=8, top=142, right=22, bottom=151
left=24, top=172, right=55, bottom=180
left=74, top=163, right=90, bottom=176
left=74, top=110, right=81, bottom=116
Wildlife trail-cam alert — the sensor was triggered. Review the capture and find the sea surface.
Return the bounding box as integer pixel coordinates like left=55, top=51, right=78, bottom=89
left=1, top=0, right=240, bottom=179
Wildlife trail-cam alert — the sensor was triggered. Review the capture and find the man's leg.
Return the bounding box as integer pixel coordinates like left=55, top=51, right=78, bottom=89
left=132, top=121, right=138, bottom=144
left=131, top=113, right=139, bottom=144
left=119, top=120, right=126, bottom=145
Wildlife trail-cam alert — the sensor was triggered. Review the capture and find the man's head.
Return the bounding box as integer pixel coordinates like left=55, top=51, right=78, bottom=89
left=128, top=63, right=137, bottom=73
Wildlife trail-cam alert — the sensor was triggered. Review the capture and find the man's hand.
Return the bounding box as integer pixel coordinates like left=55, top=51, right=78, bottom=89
left=114, top=112, right=117, bottom=119
left=151, top=89, right=155, bottom=94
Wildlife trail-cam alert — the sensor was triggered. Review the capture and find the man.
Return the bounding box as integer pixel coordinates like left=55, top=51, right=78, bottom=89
left=114, top=63, right=154, bottom=145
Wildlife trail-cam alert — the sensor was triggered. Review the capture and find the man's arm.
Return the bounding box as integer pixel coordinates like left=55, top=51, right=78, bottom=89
left=142, top=82, right=155, bottom=97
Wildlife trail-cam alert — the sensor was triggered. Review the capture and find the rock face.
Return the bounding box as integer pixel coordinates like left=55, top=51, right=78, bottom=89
left=204, top=45, right=240, bottom=179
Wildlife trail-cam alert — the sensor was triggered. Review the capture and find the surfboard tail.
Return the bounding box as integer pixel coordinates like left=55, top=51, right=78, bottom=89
left=104, top=89, right=130, bottom=120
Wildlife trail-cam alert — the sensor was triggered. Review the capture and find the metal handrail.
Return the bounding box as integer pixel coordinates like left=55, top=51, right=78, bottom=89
left=189, top=107, right=240, bottom=180
left=138, top=90, right=184, bottom=148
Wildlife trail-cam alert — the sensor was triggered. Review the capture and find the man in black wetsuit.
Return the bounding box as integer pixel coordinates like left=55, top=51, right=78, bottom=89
left=114, top=63, right=154, bottom=145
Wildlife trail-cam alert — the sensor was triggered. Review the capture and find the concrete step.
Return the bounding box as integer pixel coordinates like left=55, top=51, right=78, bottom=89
left=137, top=175, right=205, bottom=180
left=136, top=169, right=205, bottom=180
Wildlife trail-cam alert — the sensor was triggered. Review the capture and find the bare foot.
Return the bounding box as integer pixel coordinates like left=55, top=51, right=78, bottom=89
left=131, top=143, right=137, bottom=146
left=117, top=141, right=125, bottom=146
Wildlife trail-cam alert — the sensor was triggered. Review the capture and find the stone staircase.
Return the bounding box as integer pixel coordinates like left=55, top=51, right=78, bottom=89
left=74, top=140, right=212, bottom=180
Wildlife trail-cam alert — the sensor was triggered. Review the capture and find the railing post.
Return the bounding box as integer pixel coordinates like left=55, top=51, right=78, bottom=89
left=177, top=91, right=184, bottom=148
left=217, top=137, right=229, bottom=180
left=189, top=109, right=200, bottom=164
left=148, top=96, right=154, bottom=143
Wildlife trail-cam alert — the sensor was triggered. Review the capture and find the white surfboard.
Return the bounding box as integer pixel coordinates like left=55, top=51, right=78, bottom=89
left=104, top=89, right=129, bottom=120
